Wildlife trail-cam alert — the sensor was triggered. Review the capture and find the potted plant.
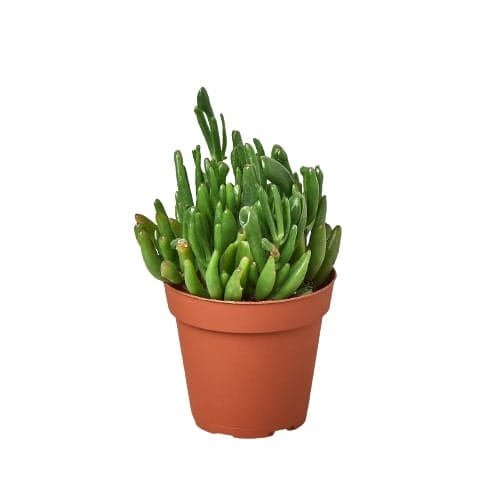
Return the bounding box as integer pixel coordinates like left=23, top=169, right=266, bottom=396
left=134, top=88, right=342, bottom=438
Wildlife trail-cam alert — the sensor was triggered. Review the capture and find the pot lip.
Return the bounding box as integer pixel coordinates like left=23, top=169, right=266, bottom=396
left=164, top=269, right=337, bottom=306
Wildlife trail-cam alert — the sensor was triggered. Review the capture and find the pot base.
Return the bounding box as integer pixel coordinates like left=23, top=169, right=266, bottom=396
left=194, top=419, right=305, bottom=438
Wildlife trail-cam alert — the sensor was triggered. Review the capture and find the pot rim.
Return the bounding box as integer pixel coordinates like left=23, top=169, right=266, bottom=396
left=164, top=269, right=336, bottom=305
left=164, top=270, right=336, bottom=333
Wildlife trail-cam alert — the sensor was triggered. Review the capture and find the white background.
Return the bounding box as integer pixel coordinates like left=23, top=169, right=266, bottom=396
left=1, top=1, right=499, bottom=498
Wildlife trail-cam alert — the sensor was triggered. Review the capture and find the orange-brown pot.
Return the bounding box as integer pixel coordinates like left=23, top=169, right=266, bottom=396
left=164, top=272, right=336, bottom=438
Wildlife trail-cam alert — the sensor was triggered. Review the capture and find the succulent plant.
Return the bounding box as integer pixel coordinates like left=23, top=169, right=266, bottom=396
left=134, top=88, right=341, bottom=301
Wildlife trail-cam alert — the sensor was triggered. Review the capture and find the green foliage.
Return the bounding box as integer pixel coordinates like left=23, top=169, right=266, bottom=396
left=134, top=88, right=341, bottom=300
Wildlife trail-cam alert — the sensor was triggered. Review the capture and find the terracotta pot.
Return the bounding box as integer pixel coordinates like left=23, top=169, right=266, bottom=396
left=164, top=272, right=336, bottom=438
